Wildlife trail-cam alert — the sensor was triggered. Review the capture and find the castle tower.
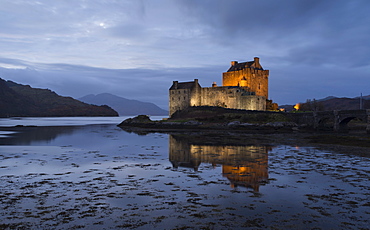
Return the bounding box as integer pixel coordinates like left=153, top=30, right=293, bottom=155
left=168, top=79, right=201, bottom=116
left=222, top=57, right=269, bottom=99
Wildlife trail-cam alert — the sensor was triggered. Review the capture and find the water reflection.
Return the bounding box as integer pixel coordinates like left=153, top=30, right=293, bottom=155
left=0, top=125, right=272, bottom=191
left=169, top=134, right=271, bottom=192
left=0, top=126, right=77, bottom=145
left=2, top=124, right=272, bottom=192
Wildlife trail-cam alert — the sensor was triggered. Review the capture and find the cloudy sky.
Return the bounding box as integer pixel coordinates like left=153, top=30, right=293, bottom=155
left=1, top=0, right=369, bottom=109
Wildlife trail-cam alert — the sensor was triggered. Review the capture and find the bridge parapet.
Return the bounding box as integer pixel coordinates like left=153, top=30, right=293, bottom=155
left=315, top=111, right=334, bottom=116
left=287, top=110, right=370, bottom=133
left=285, top=112, right=315, bottom=127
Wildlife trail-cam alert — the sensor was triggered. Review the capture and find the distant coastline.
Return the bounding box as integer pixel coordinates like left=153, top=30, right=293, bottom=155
left=0, top=78, right=118, bottom=117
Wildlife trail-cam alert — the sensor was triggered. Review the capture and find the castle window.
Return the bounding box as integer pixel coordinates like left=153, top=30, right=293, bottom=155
left=184, top=96, right=186, bottom=100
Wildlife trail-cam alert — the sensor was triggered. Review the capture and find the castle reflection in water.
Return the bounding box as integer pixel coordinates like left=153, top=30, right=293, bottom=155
left=169, top=134, right=272, bottom=192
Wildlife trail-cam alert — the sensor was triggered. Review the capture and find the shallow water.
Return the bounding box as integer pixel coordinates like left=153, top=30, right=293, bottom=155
left=0, top=116, right=165, bottom=127
left=0, top=118, right=369, bottom=229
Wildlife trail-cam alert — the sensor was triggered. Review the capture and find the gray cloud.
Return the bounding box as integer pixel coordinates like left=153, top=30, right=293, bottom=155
left=0, top=60, right=224, bottom=109
left=1, top=0, right=369, bottom=108
left=177, top=0, right=370, bottom=67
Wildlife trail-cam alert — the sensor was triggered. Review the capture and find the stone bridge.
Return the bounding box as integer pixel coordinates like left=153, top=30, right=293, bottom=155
left=170, top=106, right=370, bottom=133
left=287, top=109, right=370, bottom=133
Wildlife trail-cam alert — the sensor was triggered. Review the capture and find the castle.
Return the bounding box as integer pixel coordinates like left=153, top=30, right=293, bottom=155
left=169, top=57, right=269, bottom=116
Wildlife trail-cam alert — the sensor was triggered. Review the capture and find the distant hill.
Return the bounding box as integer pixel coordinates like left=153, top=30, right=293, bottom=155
left=316, top=96, right=337, bottom=102
left=0, top=78, right=118, bottom=117
left=78, top=93, right=168, bottom=116
left=318, top=97, right=370, bottom=111
left=280, top=95, right=370, bottom=111
left=355, top=95, right=370, bottom=100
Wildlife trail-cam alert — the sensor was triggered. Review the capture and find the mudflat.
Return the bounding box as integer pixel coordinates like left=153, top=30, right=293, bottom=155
left=0, top=122, right=369, bottom=229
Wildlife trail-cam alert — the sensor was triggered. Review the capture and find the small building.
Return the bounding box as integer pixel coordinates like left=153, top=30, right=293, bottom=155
left=169, top=57, right=269, bottom=116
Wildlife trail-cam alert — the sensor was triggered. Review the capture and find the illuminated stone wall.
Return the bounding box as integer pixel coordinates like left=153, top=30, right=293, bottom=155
left=169, top=84, right=266, bottom=116
left=169, top=80, right=201, bottom=116
left=169, top=88, right=190, bottom=118
left=200, top=87, right=265, bottom=111
left=222, top=57, right=269, bottom=99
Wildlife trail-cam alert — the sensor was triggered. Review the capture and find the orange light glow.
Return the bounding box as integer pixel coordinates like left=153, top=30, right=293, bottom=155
left=294, top=103, right=300, bottom=110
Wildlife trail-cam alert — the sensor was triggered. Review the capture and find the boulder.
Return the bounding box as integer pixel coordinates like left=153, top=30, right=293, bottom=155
left=119, top=115, right=152, bottom=124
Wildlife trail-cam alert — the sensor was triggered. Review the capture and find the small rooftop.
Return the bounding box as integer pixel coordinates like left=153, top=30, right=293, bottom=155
left=169, top=79, right=200, bottom=90
left=227, top=57, right=263, bottom=72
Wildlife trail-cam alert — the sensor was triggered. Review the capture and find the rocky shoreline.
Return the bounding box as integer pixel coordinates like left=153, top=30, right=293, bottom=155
left=118, top=115, right=370, bottom=155
left=117, top=115, right=307, bottom=132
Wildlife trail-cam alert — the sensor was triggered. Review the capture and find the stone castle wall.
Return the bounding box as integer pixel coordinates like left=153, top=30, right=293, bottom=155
left=169, top=86, right=201, bottom=116
left=169, top=86, right=266, bottom=116
left=200, top=87, right=266, bottom=111
left=222, top=68, right=269, bottom=99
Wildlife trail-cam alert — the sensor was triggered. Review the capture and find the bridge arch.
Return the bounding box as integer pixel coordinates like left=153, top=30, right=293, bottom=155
left=312, top=110, right=370, bottom=133
left=339, top=116, right=364, bottom=125
left=335, top=110, right=369, bottom=133
left=317, top=116, right=334, bottom=130
left=338, top=116, right=366, bottom=132
left=290, top=110, right=370, bottom=133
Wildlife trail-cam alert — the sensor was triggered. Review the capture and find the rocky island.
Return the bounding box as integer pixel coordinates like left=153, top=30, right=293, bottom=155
left=118, top=107, right=303, bottom=132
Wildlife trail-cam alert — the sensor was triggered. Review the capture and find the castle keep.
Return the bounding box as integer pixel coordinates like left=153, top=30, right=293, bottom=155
left=169, top=57, right=269, bottom=116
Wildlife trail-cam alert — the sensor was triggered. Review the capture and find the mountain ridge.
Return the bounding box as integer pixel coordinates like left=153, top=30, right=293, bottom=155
left=78, top=93, right=168, bottom=116
left=0, top=78, right=118, bottom=117
left=280, top=95, right=370, bottom=111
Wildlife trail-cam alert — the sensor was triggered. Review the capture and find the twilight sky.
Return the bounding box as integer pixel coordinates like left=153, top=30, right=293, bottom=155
left=0, top=0, right=369, bottom=109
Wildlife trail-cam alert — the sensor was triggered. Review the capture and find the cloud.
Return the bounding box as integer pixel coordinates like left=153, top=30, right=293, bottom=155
left=1, top=0, right=370, bottom=107
left=0, top=60, right=224, bottom=109
left=269, top=63, right=370, bottom=104
left=177, top=0, right=370, bottom=67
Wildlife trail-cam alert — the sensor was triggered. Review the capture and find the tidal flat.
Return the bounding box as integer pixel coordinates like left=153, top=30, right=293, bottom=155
left=0, top=118, right=369, bottom=229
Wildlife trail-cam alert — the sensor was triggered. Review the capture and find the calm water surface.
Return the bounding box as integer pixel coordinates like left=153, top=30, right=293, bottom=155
left=0, top=117, right=369, bottom=229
